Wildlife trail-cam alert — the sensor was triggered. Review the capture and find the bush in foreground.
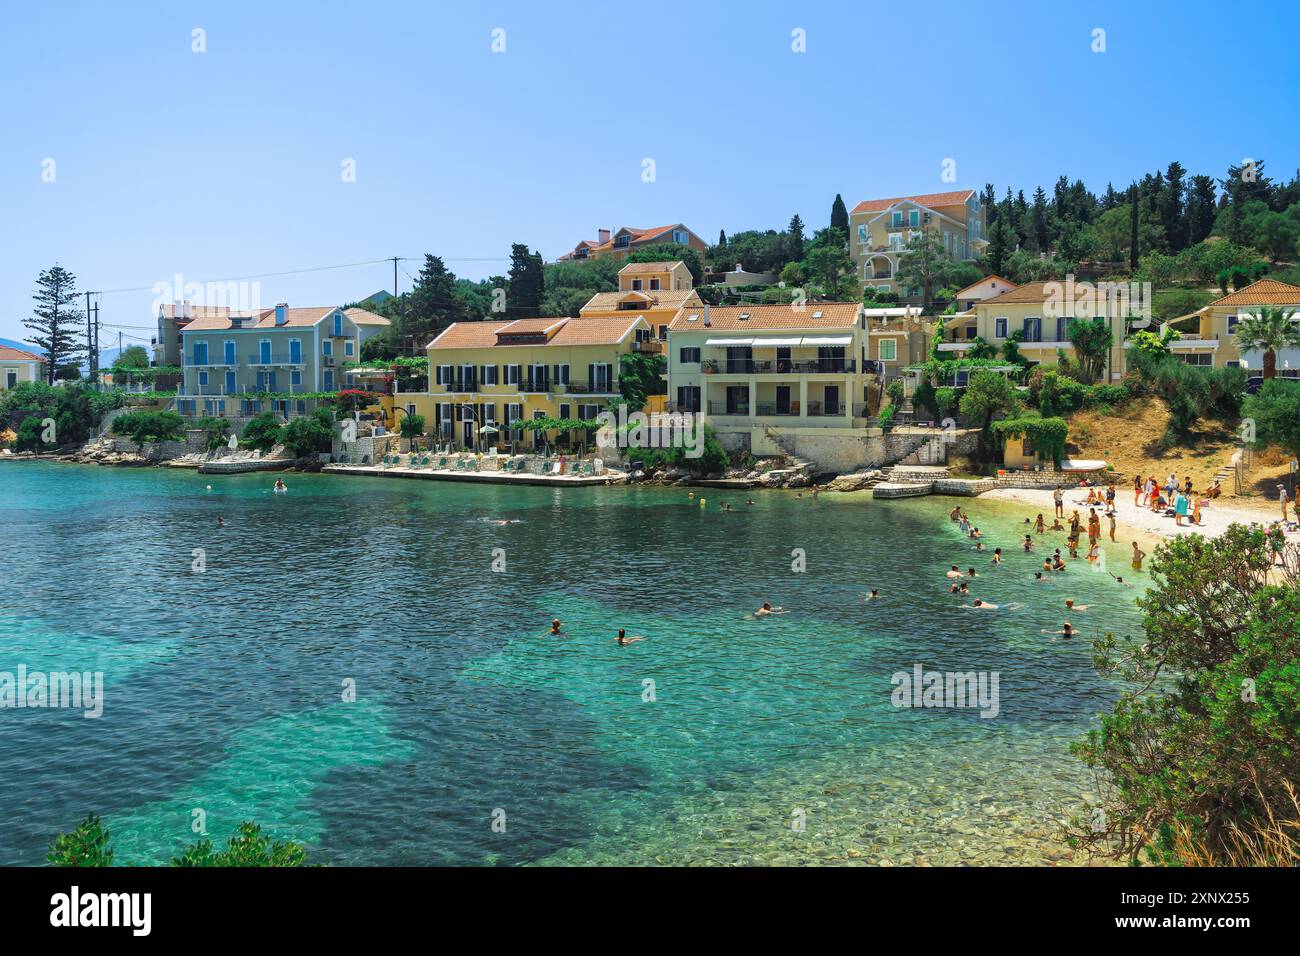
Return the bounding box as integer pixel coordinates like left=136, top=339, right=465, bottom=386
left=48, top=813, right=309, bottom=867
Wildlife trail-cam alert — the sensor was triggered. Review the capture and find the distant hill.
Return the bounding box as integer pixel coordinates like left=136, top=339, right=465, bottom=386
left=0, top=336, right=42, bottom=356
left=0, top=337, right=125, bottom=373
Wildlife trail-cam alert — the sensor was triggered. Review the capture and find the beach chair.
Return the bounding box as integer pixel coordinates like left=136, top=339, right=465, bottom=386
left=436, top=456, right=447, bottom=469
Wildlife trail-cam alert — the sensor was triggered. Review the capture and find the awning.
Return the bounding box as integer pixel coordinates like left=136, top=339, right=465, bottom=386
left=705, top=337, right=752, bottom=346
left=800, top=336, right=852, bottom=346
left=750, top=337, right=803, bottom=346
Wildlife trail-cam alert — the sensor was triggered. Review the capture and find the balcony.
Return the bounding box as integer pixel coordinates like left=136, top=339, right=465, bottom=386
left=560, top=380, right=615, bottom=394
left=437, top=381, right=480, bottom=393
left=632, top=339, right=664, bottom=354
left=707, top=358, right=857, bottom=375
left=247, top=353, right=305, bottom=366
left=707, top=400, right=864, bottom=418
left=522, top=379, right=550, bottom=394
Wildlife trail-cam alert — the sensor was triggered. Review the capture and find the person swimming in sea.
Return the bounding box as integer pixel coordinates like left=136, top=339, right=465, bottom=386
left=754, top=602, right=785, bottom=617
left=946, top=565, right=964, bottom=579
left=1022, top=535, right=1034, bottom=551
left=1033, top=571, right=1046, bottom=582
left=974, top=541, right=986, bottom=551
left=615, top=628, right=645, bottom=646
left=1042, top=622, right=1075, bottom=639
left=1064, top=599, right=1093, bottom=611
left=217, top=516, right=226, bottom=527
left=273, top=479, right=287, bottom=493
left=965, top=599, right=998, bottom=610
left=547, top=618, right=563, bottom=636
left=993, top=547, right=1003, bottom=566
left=967, top=567, right=978, bottom=577
left=866, top=589, right=880, bottom=601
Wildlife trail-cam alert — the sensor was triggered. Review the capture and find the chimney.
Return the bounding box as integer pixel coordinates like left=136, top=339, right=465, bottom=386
left=702, top=303, right=710, bottom=327
left=275, top=303, right=288, bottom=326
left=177, top=300, right=191, bottom=319
left=598, top=228, right=611, bottom=245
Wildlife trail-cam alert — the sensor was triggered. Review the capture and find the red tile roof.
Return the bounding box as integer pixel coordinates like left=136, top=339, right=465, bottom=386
left=851, top=190, right=976, bottom=215
left=0, top=345, right=43, bottom=362
left=1205, top=279, right=1300, bottom=307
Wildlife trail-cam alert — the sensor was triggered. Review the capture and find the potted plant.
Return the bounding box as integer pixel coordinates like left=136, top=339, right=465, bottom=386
left=701, top=359, right=718, bottom=375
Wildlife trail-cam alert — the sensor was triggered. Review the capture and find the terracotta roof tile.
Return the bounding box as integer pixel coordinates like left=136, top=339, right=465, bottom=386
left=954, top=275, right=1018, bottom=297
left=1205, top=279, right=1300, bottom=308
left=580, top=289, right=700, bottom=313
left=851, top=190, right=976, bottom=215
left=0, top=345, right=43, bottom=361
left=428, top=316, right=645, bottom=350
left=343, top=307, right=391, bottom=327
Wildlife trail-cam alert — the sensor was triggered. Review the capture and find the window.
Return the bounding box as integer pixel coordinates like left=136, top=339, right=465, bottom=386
left=658, top=325, right=669, bottom=340
left=994, top=317, right=1008, bottom=339
left=323, top=371, right=334, bottom=390
left=224, top=371, right=236, bottom=393
left=223, top=341, right=236, bottom=364
left=891, top=211, right=904, bottom=227
left=481, top=365, right=498, bottom=386
left=909, top=209, right=920, bottom=227
left=649, top=278, right=660, bottom=290
left=198, top=371, right=209, bottom=386
left=555, top=364, right=570, bottom=385
left=437, top=364, right=451, bottom=386
left=879, top=340, right=897, bottom=362
left=559, top=403, right=571, bottom=420
left=679, top=346, right=701, bottom=364
left=289, top=339, right=302, bottom=363
left=1229, top=313, right=1242, bottom=334
left=857, top=224, right=867, bottom=242
left=260, top=340, right=272, bottom=364
left=192, top=342, right=208, bottom=365
left=632, top=279, right=642, bottom=290
left=344, top=341, right=354, bottom=356
left=333, top=313, right=343, bottom=336
left=1022, top=317, right=1042, bottom=342
left=291, top=370, right=302, bottom=387
left=676, top=386, right=700, bottom=412
left=322, top=340, right=332, bottom=356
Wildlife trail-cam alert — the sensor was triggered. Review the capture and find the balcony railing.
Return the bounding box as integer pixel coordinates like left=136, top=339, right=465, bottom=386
left=247, top=353, right=305, bottom=366
left=707, top=400, right=862, bottom=418
left=561, top=380, right=615, bottom=394
left=632, top=339, right=664, bottom=353
left=710, top=358, right=857, bottom=375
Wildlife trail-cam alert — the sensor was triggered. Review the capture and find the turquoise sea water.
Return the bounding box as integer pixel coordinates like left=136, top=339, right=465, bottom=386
left=0, top=461, right=1146, bottom=865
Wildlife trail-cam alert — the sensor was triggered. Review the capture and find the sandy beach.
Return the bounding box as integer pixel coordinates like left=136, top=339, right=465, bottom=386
left=980, top=485, right=1292, bottom=543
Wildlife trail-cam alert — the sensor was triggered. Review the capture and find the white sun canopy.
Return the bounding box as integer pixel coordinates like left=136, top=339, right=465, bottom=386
left=800, top=336, right=852, bottom=346
left=704, top=337, right=752, bottom=346
left=749, top=336, right=804, bottom=346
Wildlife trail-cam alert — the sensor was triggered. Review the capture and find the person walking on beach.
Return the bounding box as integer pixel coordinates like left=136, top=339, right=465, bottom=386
left=1279, top=484, right=1290, bottom=522
left=1133, top=475, right=1143, bottom=507
left=1108, top=512, right=1117, bottom=542
left=1053, top=486, right=1064, bottom=518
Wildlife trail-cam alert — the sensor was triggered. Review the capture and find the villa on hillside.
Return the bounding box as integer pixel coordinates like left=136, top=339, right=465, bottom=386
left=578, top=260, right=703, bottom=341
left=172, top=304, right=389, bottom=419
left=1164, top=278, right=1300, bottom=375
left=939, top=280, right=1133, bottom=381
left=0, top=345, right=44, bottom=390
left=849, top=190, right=987, bottom=299
left=558, top=223, right=707, bottom=262
left=401, top=314, right=656, bottom=452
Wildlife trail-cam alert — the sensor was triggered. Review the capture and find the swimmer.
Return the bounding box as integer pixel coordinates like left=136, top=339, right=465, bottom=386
left=217, top=516, right=225, bottom=527
left=273, top=479, right=287, bottom=493
left=946, top=565, right=964, bottom=579
left=970, top=527, right=983, bottom=539
left=866, top=589, right=880, bottom=601
left=1042, top=558, right=1053, bottom=573
left=993, top=547, right=1003, bottom=566
left=1035, top=514, right=1045, bottom=535
left=1064, top=599, right=1092, bottom=611
left=965, top=599, right=999, bottom=610
left=205, top=484, right=212, bottom=492
left=959, top=582, right=969, bottom=595
left=950, top=506, right=963, bottom=521
left=746, top=498, right=755, bottom=506
left=548, top=618, right=563, bottom=636
left=1022, top=534, right=1034, bottom=551
left=755, top=602, right=774, bottom=617
left=615, top=628, right=645, bottom=646
left=1042, top=622, right=1075, bottom=639
left=967, top=567, right=977, bottom=578
left=974, top=541, right=986, bottom=551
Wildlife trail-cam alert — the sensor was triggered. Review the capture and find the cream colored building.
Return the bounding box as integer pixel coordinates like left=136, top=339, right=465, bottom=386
left=1167, top=278, right=1300, bottom=372
left=850, top=190, right=987, bottom=298
left=941, top=280, right=1131, bottom=380
left=0, top=345, right=44, bottom=390
left=578, top=261, right=702, bottom=341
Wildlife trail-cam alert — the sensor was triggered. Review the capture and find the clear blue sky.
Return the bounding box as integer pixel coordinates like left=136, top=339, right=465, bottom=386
left=2, top=0, right=1297, bottom=348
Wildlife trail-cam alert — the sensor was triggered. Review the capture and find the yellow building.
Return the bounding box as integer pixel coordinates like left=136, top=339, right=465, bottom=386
left=578, top=260, right=702, bottom=341
left=1171, top=278, right=1300, bottom=372
left=0, top=345, right=44, bottom=390
left=941, top=279, right=1132, bottom=381
left=399, top=314, right=656, bottom=451
left=849, top=190, right=987, bottom=298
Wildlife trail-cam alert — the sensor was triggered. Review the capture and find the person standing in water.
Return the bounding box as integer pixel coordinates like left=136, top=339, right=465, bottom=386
left=1131, top=542, right=1146, bottom=571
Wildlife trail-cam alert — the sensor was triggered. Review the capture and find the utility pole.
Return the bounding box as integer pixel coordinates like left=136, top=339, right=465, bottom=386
left=85, top=292, right=93, bottom=383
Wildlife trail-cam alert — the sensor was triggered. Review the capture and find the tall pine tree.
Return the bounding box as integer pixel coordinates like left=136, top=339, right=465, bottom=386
left=507, top=244, right=545, bottom=318
left=830, top=194, right=849, bottom=233
left=786, top=214, right=805, bottom=262
left=25, top=264, right=84, bottom=384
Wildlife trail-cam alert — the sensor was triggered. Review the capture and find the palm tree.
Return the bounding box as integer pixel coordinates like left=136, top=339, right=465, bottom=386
left=1235, top=306, right=1300, bottom=379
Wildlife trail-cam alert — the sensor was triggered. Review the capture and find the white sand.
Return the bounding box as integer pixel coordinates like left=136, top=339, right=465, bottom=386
left=979, top=485, right=1293, bottom=543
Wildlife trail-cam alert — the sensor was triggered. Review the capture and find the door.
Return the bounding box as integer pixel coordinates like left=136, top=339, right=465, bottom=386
left=823, top=385, right=841, bottom=415
left=726, top=346, right=752, bottom=374
left=776, top=347, right=791, bottom=373
left=818, top=346, right=845, bottom=372
left=224, top=371, right=236, bottom=394
left=725, top=385, right=749, bottom=415
left=775, top=385, right=791, bottom=415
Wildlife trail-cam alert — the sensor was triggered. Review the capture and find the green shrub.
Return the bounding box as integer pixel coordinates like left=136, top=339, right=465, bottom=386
left=46, top=814, right=114, bottom=867
left=14, top=416, right=48, bottom=452
left=110, top=410, right=185, bottom=447
left=241, top=412, right=284, bottom=451
left=48, top=814, right=308, bottom=867
left=193, top=416, right=232, bottom=451
left=281, top=410, right=333, bottom=458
